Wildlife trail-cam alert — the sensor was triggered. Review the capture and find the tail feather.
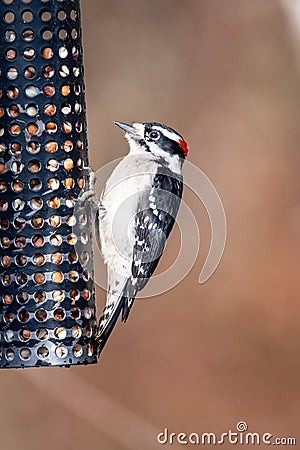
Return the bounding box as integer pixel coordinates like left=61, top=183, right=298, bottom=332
left=96, top=295, right=125, bottom=354
left=96, top=271, right=137, bottom=354
left=121, top=297, right=134, bottom=322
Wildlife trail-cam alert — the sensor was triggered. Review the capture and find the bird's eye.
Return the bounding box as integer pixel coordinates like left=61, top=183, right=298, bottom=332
left=149, top=130, right=160, bottom=140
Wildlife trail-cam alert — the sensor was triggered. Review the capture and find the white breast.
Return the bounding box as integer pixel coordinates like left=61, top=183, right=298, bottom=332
left=99, top=153, right=159, bottom=276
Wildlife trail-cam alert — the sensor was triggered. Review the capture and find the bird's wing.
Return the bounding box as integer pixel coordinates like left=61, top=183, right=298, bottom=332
left=126, top=172, right=183, bottom=305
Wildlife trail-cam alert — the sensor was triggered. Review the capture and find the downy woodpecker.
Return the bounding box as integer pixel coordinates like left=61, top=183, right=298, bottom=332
left=96, top=121, right=188, bottom=352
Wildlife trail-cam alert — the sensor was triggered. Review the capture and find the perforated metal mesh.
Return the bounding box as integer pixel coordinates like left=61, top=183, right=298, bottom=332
left=0, top=0, right=98, bottom=368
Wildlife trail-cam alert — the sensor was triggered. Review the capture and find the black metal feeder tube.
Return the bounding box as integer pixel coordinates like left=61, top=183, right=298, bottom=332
left=0, top=0, right=97, bottom=368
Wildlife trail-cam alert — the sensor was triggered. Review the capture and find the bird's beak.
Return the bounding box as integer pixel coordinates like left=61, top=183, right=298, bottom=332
left=114, top=121, right=143, bottom=139
left=114, top=121, right=136, bottom=135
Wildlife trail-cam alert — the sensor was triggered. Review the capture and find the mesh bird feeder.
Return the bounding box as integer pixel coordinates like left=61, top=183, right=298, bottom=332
left=0, top=0, right=98, bottom=368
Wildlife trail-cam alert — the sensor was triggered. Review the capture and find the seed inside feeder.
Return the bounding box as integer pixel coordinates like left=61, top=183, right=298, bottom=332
left=48, top=196, right=60, bottom=208
left=19, top=329, right=31, bottom=341
left=42, top=47, right=53, bottom=59
left=6, top=49, right=17, bottom=60
left=27, top=141, right=40, bottom=153
left=7, top=67, right=18, bottom=80
left=26, top=104, right=38, bottom=116
left=24, top=66, right=36, bottom=79
left=10, top=123, right=21, bottom=135
left=47, top=178, right=59, bottom=190
left=1, top=237, right=10, bottom=248
left=59, top=65, right=69, bottom=77
left=45, top=141, right=58, bottom=153
left=34, top=272, right=46, bottom=284
left=23, top=47, right=35, bottom=60
left=43, top=85, right=55, bottom=96
left=66, top=214, right=76, bottom=226
left=49, top=215, right=61, bottom=227
left=74, top=102, right=82, bottom=113
left=28, top=159, right=41, bottom=172
left=61, top=102, right=71, bottom=114
left=3, top=293, right=13, bottom=305
left=16, top=254, right=27, bottom=266
left=70, top=289, right=80, bottom=301
left=20, top=348, right=31, bottom=360
left=0, top=161, right=6, bottom=173
left=31, top=216, right=43, bottom=228
left=4, top=312, right=14, bottom=323
left=59, top=46, right=68, bottom=58
left=36, top=328, right=48, bottom=340
left=17, top=291, right=29, bottom=304
left=54, top=326, right=67, bottom=339
left=5, top=30, right=16, bottom=42
left=11, top=161, right=24, bottom=173
left=73, top=66, right=80, bottom=77
left=32, top=234, right=44, bottom=247
left=12, top=198, right=25, bottom=211
left=22, top=29, right=34, bottom=41
left=52, top=289, right=64, bottom=301
left=25, top=85, right=39, bottom=97
left=29, top=178, right=42, bottom=191
left=72, top=46, right=79, bottom=58
left=67, top=233, right=77, bottom=245
left=72, top=344, right=83, bottom=357
left=56, top=345, right=68, bottom=358
left=64, top=177, right=74, bottom=189
left=54, top=308, right=65, bottom=321
left=34, top=290, right=46, bottom=303
left=71, top=325, right=81, bottom=338
left=18, top=309, right=29, bottom=322
left=44, top=103, right=56, bottom=115
left=63, top=140, right=73, bottom=152
left=0, top=200, right=8, bottom=211
left=37, top=347, right=49, bottom=359
left=60, top=84, right=70, bottom=96
left=27, top=122, right=39, bottom=135
left=14, top=217, right=26, bottom=230
left=47, top=158, right=59, bottom=171
left=43, top=65, right=55, bottom=78
left=0, top=180, right=7, bottom=192
left=33, top=253, right=45, bottom=265
left=7, top=86, right=19, bottom=98
left=2, top=255, right=11, bottom=267
left=0, top=143, right=6, bottom=154
left=70, top=307, right=80, bottom=319
left=6, top=349, right=15, bottom=361
left=4, top=330, right=14, bottom=342
left=35, top=309, right=47, bottom=321
left=69, top=270, right=79, bottom=282
left=15, top=236, right=26, bottom=248
left=52, top=253, right=63, bottom=265
left=86, top=344, right=93, bottom=357
left=50, top=233, right=62, bottom=246
left=52, top=271, right=63, bottom=283
left=68, top=251, right=78, bottom=263
left=64, top=158, right=73, bottom=170
left=30, top=197, right=43, bottom=210
left=46, top=122, right=57, bottom=134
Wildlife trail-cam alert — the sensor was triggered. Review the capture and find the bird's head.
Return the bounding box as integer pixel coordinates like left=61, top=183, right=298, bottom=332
left=114, top=121, right=188, bottom=161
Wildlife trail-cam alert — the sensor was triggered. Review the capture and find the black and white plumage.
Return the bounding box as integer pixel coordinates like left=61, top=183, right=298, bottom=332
left=96, top=121, right=188, bottom=353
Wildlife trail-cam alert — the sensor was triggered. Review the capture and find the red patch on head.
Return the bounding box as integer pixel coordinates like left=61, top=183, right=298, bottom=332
left=179, top=139, right=188, bottom=157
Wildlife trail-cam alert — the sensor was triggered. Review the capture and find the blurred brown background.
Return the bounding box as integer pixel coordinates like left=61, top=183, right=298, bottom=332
left=1, top=1, right=300, bottom=449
